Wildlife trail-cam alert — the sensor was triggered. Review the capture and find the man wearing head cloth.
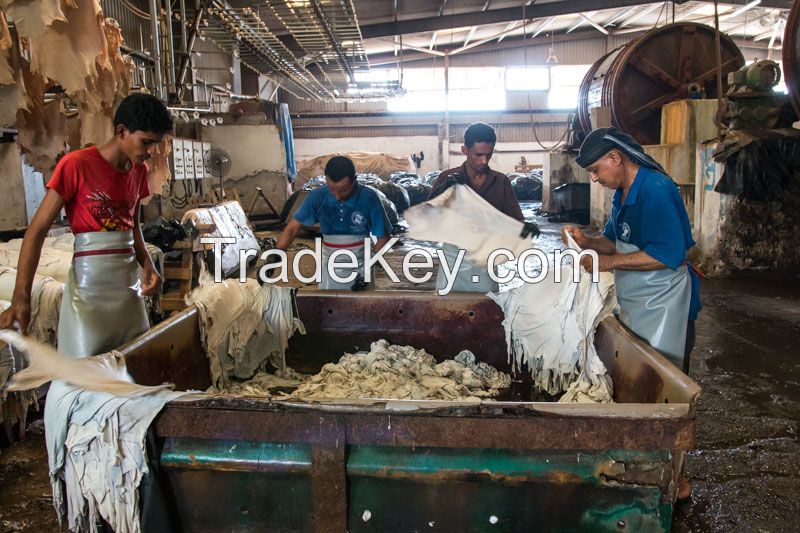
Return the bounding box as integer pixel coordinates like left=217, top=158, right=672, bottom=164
left=564, top=127, right=701, bottom=375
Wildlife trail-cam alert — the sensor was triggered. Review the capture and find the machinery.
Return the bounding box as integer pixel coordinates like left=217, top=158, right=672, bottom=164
left=577, top=23, right=744, bottom=144
left=722, top=60, right=795, bottom=132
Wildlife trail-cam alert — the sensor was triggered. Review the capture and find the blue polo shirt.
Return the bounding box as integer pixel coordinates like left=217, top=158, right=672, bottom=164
left=294, top=182, right=390, bottom=237
left=602, top=166, right=702, bottom=321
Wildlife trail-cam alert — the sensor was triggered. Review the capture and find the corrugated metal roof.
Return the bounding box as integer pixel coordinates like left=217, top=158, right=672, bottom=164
left=102, top=0, right=789, bottom=103
left=192, top=39, right=234, bottom=88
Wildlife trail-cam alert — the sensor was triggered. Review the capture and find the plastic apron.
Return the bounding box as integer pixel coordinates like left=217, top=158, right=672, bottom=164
left=57, top=230, right=150, bottom=358
left=45, top=230, right=154, bottom=526
left=614, top=239, right=691, bottom=368
left=320, top=234, right=368, bottom=290
left=435, top=243, right=499, bottom=293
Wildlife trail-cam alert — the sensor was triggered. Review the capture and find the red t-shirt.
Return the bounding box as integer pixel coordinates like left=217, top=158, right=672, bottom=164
left=47, top=147, right=150, bottom=234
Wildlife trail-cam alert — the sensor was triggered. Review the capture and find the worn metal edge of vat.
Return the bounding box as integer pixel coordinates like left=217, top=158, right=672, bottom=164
left=123, top=291, right=699, bottom=532
left=118, top=306, right=211, bottom=392
left=118, top=290, right=700, bottom=453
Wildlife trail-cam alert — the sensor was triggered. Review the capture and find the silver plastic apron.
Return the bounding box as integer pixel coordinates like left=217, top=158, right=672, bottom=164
left=57, top=231, right=150, bottom=358
left=615, top=240, right=691, bottom=368
left=46, top=231, right=152, bottom=524
left=321, top=234, right=367, bottom=290
left=435, top=243, right=499, bottom=293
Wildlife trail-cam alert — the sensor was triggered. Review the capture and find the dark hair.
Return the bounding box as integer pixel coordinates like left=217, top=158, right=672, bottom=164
left=464, top=122, right=496, bottom=148
left=113, top=93, right=174, bottom=134
left=325, top=156, right=356, bottom=183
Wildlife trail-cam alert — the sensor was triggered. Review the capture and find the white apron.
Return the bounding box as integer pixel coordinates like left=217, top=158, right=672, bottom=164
left=435, top=243, right=499, bottom=293
left=320, top=234, right=368, bottom=290
left=615, top=240, right=691, bottom=368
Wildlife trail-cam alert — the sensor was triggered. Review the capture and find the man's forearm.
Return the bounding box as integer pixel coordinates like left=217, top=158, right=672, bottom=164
left=583, top=236, right=617, bottom=255
left=12, top=228, right=47, bottom=301
left=133, top=231, right=154, bottom=270
left=374, top=236, right=389, bottom=252
left=133, top=209, right=155, bottom=270
left=276, top=220, right=302, bottom=250
left=607, top=250, right=666, bottom=271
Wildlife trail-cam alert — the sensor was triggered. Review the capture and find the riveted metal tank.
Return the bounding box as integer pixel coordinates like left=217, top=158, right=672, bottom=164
left=120, top=290, right=700, bottom=532
left=578, top=22, right=744, bottom=144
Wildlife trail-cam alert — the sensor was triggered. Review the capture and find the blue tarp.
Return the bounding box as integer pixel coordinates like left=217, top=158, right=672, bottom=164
left=277, top=103, right=297, bottom=182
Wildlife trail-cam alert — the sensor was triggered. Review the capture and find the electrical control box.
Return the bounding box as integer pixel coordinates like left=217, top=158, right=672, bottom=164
left=183, top=139, right=196, bottom=180
left=171, top=138, right=185, bottom=180
left=193, top=141, right=205, bottom=179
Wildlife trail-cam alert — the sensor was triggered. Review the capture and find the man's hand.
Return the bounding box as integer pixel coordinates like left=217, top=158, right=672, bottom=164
left=445, top=172, right=468, bottom=189
left=520, top=222, right=540, bottom=239
left=563, top=225, right=589, bottom=248
left=428, top=172, right=469, bottom=201
left=351, top=273, right=368, bottom=291
left=140, top=265, right=162, bottom=296
left=580, top=253, right=615, bottom=273
left=0, top=301, right=31, bottom=334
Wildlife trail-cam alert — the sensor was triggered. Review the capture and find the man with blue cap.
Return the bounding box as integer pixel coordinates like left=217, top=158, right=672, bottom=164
left=564, top=127, right=701, bottom=375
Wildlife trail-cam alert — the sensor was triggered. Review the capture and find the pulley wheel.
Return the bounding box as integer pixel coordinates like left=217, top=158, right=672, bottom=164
left=578, top=23, right=744, bottom=144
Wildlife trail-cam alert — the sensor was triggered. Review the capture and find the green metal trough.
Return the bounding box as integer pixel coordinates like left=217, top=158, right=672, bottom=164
left=120, top=290, right=700, bottom=533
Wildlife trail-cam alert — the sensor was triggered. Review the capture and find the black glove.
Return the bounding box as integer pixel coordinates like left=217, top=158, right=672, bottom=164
left=520, top=221, right=540, bottom=239
left=351, top=273, right=368, bottom=291
left=446, top=172, right=468, bottom=188
left=428, top=172, right=468, bottom=201
left=259, top=251, right=282, bottom=283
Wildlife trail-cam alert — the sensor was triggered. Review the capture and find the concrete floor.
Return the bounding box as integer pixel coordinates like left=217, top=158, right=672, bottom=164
left=672, top=273, right=800, bottom=532
left=1, top=216, right=799, bottom=531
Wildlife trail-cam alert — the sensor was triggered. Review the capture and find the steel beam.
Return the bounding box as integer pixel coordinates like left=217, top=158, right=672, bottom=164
left=178, top=5, right=205, bottom=101
left=359, top=0, right=790, bottom=39
left=309, top=0, right=356, bottom=84
left=149, top=0, right=165, bottom=99
left=368, top=28, right=600, bottom=66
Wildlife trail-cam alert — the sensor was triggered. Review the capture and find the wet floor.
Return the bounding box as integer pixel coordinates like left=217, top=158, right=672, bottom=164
left=672, top=272, right=800, bottom=532
left=0, top=420, right=60, bottom=532
left=1, top=213, right=799, bottom=531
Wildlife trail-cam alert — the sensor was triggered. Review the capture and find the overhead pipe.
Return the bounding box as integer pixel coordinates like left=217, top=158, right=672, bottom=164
left=148, top=0, right=165, bottom=99
left=163, top=0, right=178, bottom=98
left=178, top=4, right=206, bottom=101
left=179, top=0, right=189, bottom=53
left=211, top=2, right=330, bottom=99
left=121, top=44, right=154, bottom=65
left=309, top=0, right=356, bottom=84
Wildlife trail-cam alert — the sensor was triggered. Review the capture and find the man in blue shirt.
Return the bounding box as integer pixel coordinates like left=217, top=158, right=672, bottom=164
left=276, top=156, right=391, bottom=289
left=564, top=128, right=701, bottom=374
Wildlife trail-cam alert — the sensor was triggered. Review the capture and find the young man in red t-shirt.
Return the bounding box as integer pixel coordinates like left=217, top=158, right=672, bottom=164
left=0, top=93, right=173, bottom=357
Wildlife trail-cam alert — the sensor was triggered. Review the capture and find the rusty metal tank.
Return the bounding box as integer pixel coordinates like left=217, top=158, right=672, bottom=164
left=121, top=290, right=700, bottom=532
left=578, top=22, right=744, bottom=145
